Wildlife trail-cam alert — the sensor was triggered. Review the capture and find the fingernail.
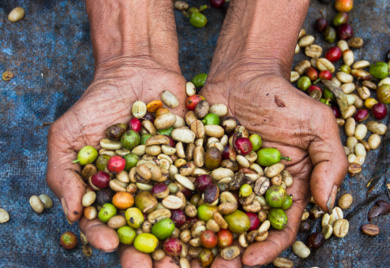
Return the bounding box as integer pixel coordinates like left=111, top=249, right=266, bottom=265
left=327, top=185, right=338, bottom=212
left=61, top=198, right=73, bottom=225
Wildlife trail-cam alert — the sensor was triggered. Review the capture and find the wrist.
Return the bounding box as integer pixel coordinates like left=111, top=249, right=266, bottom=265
left=86, top=0, right=179, bottom=69
left=209, top=0, right=310, bottom=80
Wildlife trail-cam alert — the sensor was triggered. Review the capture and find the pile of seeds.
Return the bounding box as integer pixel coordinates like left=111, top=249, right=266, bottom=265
left=74, top=85, right=296, bottom=265
left=291, top=11, right=389, bottom=177
left=284, top=2, right=389, bottom=263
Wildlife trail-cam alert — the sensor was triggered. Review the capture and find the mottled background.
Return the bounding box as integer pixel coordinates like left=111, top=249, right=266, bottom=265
left=0, top=0, right=389, bottom=267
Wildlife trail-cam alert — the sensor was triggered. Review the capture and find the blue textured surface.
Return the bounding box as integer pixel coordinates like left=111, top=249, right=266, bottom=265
left=0, top=0, right=389, bottom=267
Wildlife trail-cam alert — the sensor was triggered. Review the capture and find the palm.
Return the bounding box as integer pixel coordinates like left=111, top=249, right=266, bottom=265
left=51, top=63, right=187, bottom=152
left=46, top=59, right=187, bottom=263
left=200, top=75, right=347, bottom=267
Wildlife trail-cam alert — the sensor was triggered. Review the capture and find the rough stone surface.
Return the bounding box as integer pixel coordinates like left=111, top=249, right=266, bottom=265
left=0, top=0, right=389, bottom=267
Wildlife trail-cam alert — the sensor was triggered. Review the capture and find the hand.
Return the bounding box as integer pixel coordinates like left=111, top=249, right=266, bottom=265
left=46, top=56, right=187, bottom=267
left=200, top=71, right=348, bottom=266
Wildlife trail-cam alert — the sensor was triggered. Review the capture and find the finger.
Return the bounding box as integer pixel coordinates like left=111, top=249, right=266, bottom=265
left=79, top=217, right=119, bottom=252
left=46, top=126, right=86, bottom=223
left=211, top=242, right=244, bottom=268
left=308, top=111, right=348, bottom=212
left=154, top=256, right=180, bottom=268
left=118, top=245, right=153, bottom=268
left=242, top=172, right=309, bottom=266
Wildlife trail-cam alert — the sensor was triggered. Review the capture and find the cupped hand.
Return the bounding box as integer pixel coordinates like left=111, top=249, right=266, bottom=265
left=200, top=72, right=348, bottom=267
left=46, top=57, right=187, bottom=267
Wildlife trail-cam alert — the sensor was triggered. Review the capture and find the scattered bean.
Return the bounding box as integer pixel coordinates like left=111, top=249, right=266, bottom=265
left=361, top=223, right=380, bottom=236
left=338, top=193, right=353, bottom=209
left=29, top=195, right=45, bottom=213
left=38, top=194, right=53, bottom=209
left=8, top=7, right=25, bottom=22
left=333, top=219, right=349, bottom=238
left=292, top=241, right=311, bottom=258
left=0, top=208, right=10, bottom=223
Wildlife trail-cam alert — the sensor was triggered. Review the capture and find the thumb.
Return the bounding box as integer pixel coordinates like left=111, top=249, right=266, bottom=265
left=308, top=114, right=348, bottom=212
left=46, top=124, right=86, bottom=223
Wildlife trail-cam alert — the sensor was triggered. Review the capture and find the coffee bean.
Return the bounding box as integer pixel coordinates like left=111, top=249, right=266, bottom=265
left=333, top=219, right=349, bottom=238
left=307, top=232, right=325, bottom=249
left=299, top=222, right=310, bottom=232
left=361, top=224, right=380, bottom=236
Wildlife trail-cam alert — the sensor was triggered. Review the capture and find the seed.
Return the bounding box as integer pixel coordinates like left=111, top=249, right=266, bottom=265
left=347, top=154, right=356, bottom=164
left=363, top=81, right=377, bottom=90
left=348, top=37, right=364, bottom=48
left=307, top=232, right=325, bottom=249
left=152, top=249, right=166, bottom=261
left=353, top=60, right=370, bottom=69
left=38, top=194, right=53, bottom=209
left=2, top=71, right=14, bottom=81
left=161, top=90, right=179, bottom=108
left=107, top=215, right=126, bottom=229
left=273, top=257, right=293, bottom=268
left=294, top=60, right=311, bottom=75
left=354, top=124, right=367, bottom=140
left=174, top=174, right=195, bottom=190
left=29, top=195, right=45, bottom=213
left=353, top=155, right=365, bottom=166
left=8, top=7, right=25, bottom=22
left=171, top=129, right=196, bottom=143
left=354, top=143, right=366, bottom=157
left=100, top=138, right=122, bottom=150
left=0, top=208, right=10, bottom=223
left=204, top=125, right=224, bottom=138
left=132, top=101, right=147, bottom=118
left=368, top=134, right=381, bottom=149
left=346, top=137, right=357, bottom=153
left=344, top=118, right=356, bottom=137
left=220, top=246, right=240, bottom=260
left=298, top=29, right=306, bottom=39
left=317, top=58, right=335, bottom=73
left=341, top=83, right=355, bottom=94
left=366, top=121, right=387, bottom=135
left=357, top=86, right=371, bottom=100
left=378, top=77, right=390, bottom=87
left=337, top=40, right=349, bottom=51
left=343, top=49, right=354, bottom=66
left=82, top=191, right=97, bottom=207
left=162, top=195, right=183, bottom=210
left=336, top=72, right=353, bottom=83
left=338, top=193, right=353, bottom=209
left=292, top=241, right=310, bottom=258
left=154, top=113, right=177, bottom=130
left=290, top=71, right=300, bottom=82
left=299, top=222, right=310, bottom=232
left=361, top=224, right=380, bottom=236
left=322, top=213, right=330, bottom=227
left=84, top=206, right=97, bottom=220
left=299, top=35, right=315, bottom=47
left=80, top=231, right=88, bottom=245
left=295, top=44, right=300, bottom=54
left=322, top=224, right=333, bottom=240
left=332, top=207, right=343, bottom=221
left=185, top=82, right=196, bottom=97
left=209, top=104, right=228, bottom=117
left=333, top=219, right=349, bottom=238
left=301, top=211, right=310, bottom=221
left=265, top=163, right=284, bottom=178
left=305, top=44, right=323, bottom=58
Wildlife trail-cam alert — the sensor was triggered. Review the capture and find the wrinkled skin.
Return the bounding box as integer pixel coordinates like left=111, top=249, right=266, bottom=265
left=46, top=57, right=188, bottom=267
left=198, top=65, right=348, bottom=267
left=47, top=2, right=348, bottom=267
